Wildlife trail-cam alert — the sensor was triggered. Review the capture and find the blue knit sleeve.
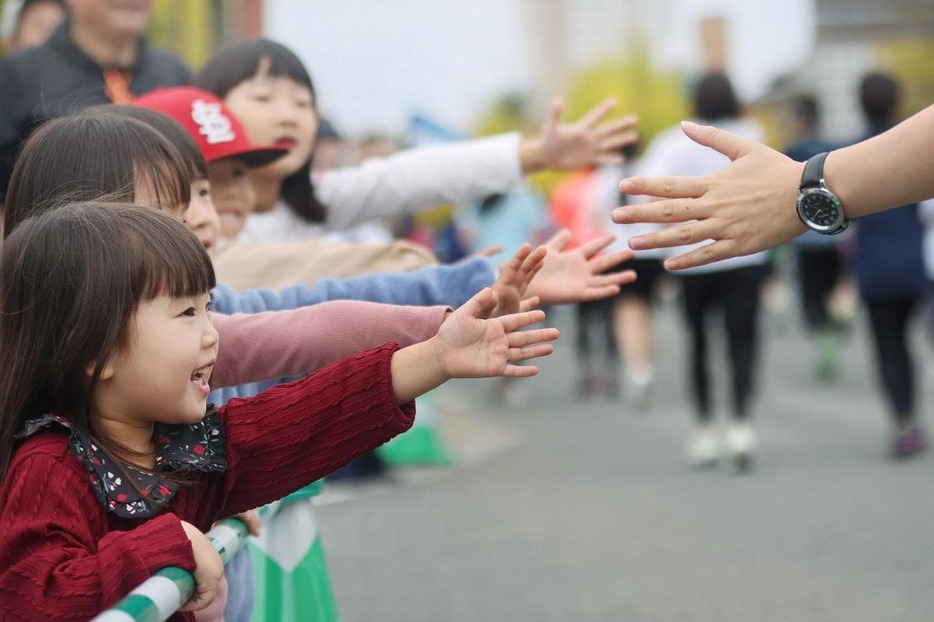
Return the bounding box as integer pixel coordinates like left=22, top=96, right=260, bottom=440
left=212, top=257, right=497, bottom=314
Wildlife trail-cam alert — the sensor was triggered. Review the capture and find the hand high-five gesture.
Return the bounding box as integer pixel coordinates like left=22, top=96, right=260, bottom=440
left=526, top=229, right=637, bottom=304
left=390, top=288, right=560, bottom=403
left=612, top=121, right=804, bottom=270
left=520, top=98, right=638, bottom=173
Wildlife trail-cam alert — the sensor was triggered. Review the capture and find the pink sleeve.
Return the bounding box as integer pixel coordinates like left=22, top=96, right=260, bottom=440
left=210, top=301, right=448, bottom=388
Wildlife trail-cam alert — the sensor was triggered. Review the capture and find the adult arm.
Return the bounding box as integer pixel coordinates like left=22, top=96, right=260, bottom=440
left=209, top=302, right=449, bottom=388
left=613, top=106, right=934, bottom=270
left=0, top=449, right=195, bottom=619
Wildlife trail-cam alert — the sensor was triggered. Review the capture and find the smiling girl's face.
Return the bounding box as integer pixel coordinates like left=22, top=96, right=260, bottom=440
left=222, top=57, right=318, bottom=184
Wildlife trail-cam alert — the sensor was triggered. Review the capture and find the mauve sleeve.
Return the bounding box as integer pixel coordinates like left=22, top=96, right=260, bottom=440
left=209, top=301, right=448, bottom=388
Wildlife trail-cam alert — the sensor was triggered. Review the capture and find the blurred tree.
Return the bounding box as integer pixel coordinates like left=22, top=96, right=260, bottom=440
left=474, top=92, right=538, bottom=137
left=0, top=0, right=6, bottom=57
left=565, top=39, right=687, bottom=159
left=148, top=0, right=220, bottom=70
left=878, top=37, right=934, bottom=121
left=472, top=38, right=688, bottom=197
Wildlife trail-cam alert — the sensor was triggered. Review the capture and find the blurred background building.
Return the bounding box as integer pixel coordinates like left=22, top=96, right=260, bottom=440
left=2, top=0, right=932, bottom=148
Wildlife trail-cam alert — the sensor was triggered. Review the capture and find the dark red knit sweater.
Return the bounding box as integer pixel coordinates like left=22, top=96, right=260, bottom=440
left=0, top=343, right=414, bottom=621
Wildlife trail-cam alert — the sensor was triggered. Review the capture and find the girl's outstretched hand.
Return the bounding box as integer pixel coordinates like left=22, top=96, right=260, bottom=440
left=525, top=229, right=637, bottom=304
left=489, top=243, right=546, bottom=317
left=178, top=520, right=225, bottom=613
left=438, top=287, right=559, bottom=379
left=391, top=288, right=559, bottom=404
left=520, top=98, right=639, bottom=173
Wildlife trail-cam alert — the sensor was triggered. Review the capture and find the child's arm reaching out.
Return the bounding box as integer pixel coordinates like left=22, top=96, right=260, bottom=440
left=204, top=289, right=559, bottom=519
left=525, top=229, right=638, bottom=304
left=210, top=300, right=450, bottom=388
left=391, top=287, right=557, bottom=402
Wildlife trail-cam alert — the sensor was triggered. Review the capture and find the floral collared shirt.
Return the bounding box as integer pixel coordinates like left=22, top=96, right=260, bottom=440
left=15, top=409, right=227, bottom=519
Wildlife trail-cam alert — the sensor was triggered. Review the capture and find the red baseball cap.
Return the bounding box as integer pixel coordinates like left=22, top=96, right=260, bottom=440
left=133, top=86, right=287, bottom=167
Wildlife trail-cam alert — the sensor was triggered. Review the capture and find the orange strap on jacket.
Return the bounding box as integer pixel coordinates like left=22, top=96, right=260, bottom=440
left=103, top=68, right=133, bottom=104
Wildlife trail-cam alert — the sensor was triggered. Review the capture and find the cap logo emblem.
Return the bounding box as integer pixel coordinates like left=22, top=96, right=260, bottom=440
left=191, top=100, right=235, bottom=144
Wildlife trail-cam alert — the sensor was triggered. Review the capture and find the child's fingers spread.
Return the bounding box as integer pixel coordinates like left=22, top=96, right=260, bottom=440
left=577, top=233, right=616, bottom=258
left=597, top=114, right=638, bottom=137
left=517, top=245, right=547, bottom=279
left=498, top=309, right=547, bottom=332
left=475, top=244, right=503, bottom=258
left=577, top=285, right=621, bottom=301
left=543, top=228, right=572, bottom=251
left=509, top=243, right=533, bottom=266
left=580, top=96, right=616, bottom=126
left=508, top=343, right=555, bottom=361
left=502, top=364, right=539, bottom=378
left=591, top=270, right=637, bottom=287
left=519, top=296, right=541, bottom=312
left=507, top=327, right=560, bottom=347
left=587, top=247, right=634, bottom=271
left=462, top=287, right=497, bottom=318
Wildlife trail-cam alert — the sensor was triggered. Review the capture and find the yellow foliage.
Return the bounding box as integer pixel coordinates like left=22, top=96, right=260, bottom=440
left=564, top=40, right=689, bottom=158
left=877, top=38, right=934, bottom=121
left=470, top=39, right=690, bottom=198
left=474, top=93, right=537, bottom=138
left=148, top=0, right=215, bottom=69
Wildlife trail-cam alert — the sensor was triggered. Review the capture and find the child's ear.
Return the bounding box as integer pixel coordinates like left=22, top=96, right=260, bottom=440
left=86, top=361, right=115, bottom=381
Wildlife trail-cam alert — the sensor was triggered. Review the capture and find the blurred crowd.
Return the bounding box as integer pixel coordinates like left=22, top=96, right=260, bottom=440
left=0, top=1, right=931, bottom=621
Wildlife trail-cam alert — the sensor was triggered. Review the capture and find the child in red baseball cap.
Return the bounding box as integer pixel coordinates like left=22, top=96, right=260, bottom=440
left=135, top=86, right=286, bottom=240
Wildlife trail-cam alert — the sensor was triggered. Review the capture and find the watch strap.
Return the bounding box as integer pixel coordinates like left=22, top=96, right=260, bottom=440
left=800, top=151, right=829, bottom=190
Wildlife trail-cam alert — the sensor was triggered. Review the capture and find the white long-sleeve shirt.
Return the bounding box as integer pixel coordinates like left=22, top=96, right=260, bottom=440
left=241, top=133, right=523, bottom=243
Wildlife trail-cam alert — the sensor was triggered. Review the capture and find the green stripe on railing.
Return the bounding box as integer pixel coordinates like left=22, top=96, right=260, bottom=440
left=92, top=514, right=259, bottom=622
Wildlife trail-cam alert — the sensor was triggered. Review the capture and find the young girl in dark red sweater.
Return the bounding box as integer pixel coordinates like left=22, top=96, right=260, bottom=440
left=0, top=204, right=558, bottom=621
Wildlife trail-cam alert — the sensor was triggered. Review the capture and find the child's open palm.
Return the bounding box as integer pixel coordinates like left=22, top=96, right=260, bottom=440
left=526, top=229, right=638, bottom=304
left=437, top=287, right=559, bottom=378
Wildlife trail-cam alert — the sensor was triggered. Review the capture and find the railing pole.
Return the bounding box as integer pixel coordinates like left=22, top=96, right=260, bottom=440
left=91, top=503, right=282, bottom=622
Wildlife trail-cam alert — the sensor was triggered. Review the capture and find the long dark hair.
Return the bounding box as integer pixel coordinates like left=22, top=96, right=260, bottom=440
left=4, top=113, right=192, bottom=236
left=0, top=204, right=215, bottom=483
left=194, top=38, right=327, bottom=223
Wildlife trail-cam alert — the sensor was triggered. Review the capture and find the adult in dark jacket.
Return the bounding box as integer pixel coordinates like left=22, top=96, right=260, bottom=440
left=0, top=0, right=190, bottom=201
left=850, top=72, right=926, bottom=459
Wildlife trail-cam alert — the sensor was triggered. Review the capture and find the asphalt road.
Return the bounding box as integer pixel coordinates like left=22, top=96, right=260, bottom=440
left=316, top=300, right=934, bottom=622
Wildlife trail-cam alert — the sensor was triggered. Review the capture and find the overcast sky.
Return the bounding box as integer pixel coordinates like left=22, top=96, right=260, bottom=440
left=265, top=0, right=814, bottom=137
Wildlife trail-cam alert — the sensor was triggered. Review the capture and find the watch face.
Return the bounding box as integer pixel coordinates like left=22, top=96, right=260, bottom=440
left=797, top=188, right=845, bottom=232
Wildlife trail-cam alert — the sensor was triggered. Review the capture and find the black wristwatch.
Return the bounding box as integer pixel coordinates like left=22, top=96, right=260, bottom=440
left=796, top=151, right=848, bottom=235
